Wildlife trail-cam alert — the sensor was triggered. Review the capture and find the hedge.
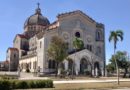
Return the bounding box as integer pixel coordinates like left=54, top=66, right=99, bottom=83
left=0, top=79, right=53, bottom=90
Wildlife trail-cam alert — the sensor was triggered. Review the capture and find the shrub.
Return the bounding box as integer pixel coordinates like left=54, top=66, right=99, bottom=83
left=0, top=79, right=53, bottom=89
left=28, top=80, right=37, bottom=88
left=44, top=80, right=53, bottom=88
left=0, top=80, right=11, bottom=90
left=15, top=80, right=29, bottom=89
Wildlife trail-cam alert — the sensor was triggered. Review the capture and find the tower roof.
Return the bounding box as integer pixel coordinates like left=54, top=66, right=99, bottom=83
left=24, top=3, right=50, bottom=28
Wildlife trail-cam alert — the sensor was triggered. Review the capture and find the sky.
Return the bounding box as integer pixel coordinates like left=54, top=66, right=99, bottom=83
left=0, top=0, right=130, bottom=64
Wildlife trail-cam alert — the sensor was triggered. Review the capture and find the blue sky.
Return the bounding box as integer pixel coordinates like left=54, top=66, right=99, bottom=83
left=0, top=0, right=130, bottom=64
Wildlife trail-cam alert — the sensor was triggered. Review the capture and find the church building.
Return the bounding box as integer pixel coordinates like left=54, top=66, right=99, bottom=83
left=6, top=4, right=105, bottom=76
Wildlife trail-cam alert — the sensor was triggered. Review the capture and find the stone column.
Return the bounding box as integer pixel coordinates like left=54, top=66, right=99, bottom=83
left=75, top=59, right=80, bottom=75
left=95, top=67, right=98, bottom=77
left=101, top=68, right=104, bottom=76
left=92, top=69, right=95, bottom=76
left=64, top=60, right=68, bottom=71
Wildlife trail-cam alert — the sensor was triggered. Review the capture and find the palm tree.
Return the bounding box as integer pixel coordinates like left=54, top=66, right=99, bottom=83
left=109, top=30, right=124, bottom=85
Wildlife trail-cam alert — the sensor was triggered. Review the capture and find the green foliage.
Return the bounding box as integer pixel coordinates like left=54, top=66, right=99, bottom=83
left=0, top=79, right=53, bottom=89
left=109, top=30, right=123, bottom=49
left=0, top=80, right=11, bottom=90
left=28, top=80, right=36, bottom=88
left=106, top=63, right=115, bottom=73
left=108, top=51, right=130, bottom=77
left=47, top=36, right=68, bottom=63
left=73, top=37, right=84, bottom=50
left=109, top=51, right=129, bottom=69
left=15, top=80, right=28, bottom=89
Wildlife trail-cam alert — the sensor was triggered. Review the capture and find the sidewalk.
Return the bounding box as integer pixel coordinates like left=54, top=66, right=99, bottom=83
left=53, top=79, right=130, bottom=84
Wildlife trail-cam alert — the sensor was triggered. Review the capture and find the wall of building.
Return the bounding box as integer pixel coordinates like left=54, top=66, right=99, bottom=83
left=19, top=56, right=37, bottom=72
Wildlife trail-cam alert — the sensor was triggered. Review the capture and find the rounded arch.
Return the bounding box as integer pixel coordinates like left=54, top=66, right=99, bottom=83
left=94, top=62, right=100, bottom=69
left=73, top=29, right=83, bottom=38
left=68, top=59, right=73, bottom=70
left=75, top=32, right=80, bottom=38
left=94, top=61, right=101, bottom=76
left=80, top=56, right=91, bottom=75
left=96, top=30, right=102, bottom=41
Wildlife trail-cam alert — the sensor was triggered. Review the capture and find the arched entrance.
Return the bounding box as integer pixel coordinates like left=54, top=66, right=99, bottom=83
left=68, top=59, right=75, bottom=75
left=80, top=57, right=91, bottom=75
left=94, top=62, right=101, bottom=76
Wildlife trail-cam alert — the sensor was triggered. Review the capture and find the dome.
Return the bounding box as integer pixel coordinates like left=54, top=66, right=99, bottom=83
left=24, top=4, right=50, bottom=28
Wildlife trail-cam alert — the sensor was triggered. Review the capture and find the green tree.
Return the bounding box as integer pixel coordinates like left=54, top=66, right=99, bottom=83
left=47, top=36, right=68, bottom=76
left=73, top=37, right=84, bottom=50
left=109, top=30, right=124, bottom=85
left=106, top=63, right=115, bottom=74
left=109, top=51, right=130, bottom=78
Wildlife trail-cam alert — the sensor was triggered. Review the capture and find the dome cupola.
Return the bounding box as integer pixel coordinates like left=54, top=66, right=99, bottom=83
left=24, top=3, right=50, bottom=28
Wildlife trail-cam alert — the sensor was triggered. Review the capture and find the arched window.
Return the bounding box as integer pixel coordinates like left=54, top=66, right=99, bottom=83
left=75, top=32, right=80, bottom=38
left=96, top=30, right=102, bottom=41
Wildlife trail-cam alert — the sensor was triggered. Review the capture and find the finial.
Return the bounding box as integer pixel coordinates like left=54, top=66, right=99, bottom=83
left=35, top=3, right=41, bottom=15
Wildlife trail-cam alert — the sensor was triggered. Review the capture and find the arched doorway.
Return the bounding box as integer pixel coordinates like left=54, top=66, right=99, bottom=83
left=80, top=57, right=91, bottom=75
left=68, top=59, right=74, bottom=75
left=94, top=62, right=101, bottom=76
left=48, top=60, right=56, bottom=69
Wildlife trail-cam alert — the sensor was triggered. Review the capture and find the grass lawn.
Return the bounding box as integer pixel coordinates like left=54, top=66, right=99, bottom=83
left=54, top=82, right=130, bottom=90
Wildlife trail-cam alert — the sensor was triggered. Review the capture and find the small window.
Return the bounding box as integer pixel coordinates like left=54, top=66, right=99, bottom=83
left=96, top=30, right=102, bottom=41
left=40, top=41, right=42, bottom=48
left=87, top=44, right=92, bottom=51
left=14, top=54, right=16, bottom=58
left=75, top=32, right=80, bottom=38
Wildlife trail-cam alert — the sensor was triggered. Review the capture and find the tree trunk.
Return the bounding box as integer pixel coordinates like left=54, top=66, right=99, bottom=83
left=55, top=61, right=59, bottom=77
left=114, top=47, right=120, bottom=85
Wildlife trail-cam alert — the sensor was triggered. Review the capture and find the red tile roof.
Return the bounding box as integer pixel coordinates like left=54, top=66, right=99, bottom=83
left=4, top=60, right=9, bottom=64
left=8, top=47, right=18, bottom=51
left=17, top=34, right=27, bottom=38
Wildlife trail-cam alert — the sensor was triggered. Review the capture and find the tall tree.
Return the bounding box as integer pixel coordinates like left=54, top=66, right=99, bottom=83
left=109, top=30, right=124, bottom=85
left=47, top=36, right=68, bottom=76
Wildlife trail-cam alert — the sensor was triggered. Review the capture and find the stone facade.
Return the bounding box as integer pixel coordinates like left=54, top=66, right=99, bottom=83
left=6, top=48, right=19, bottom=71
left=5, top=5, right=105, bottom=76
